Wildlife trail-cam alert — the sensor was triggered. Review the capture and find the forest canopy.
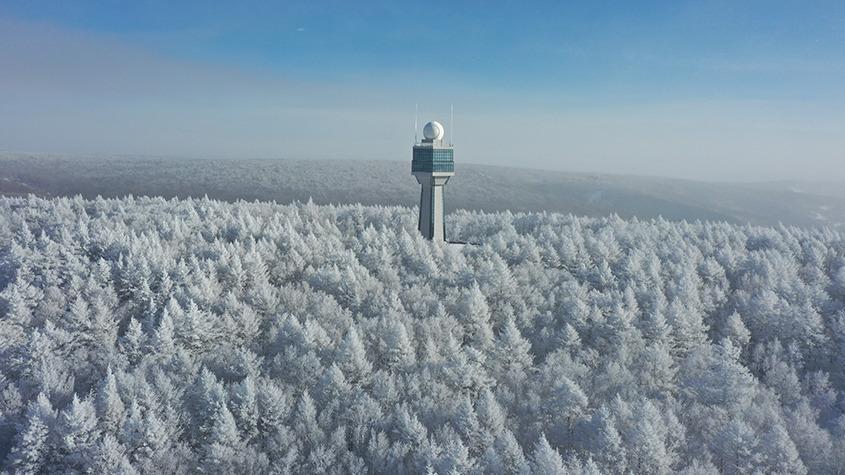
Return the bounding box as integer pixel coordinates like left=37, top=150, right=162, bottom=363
left=0, top=195, right=844, bottom=474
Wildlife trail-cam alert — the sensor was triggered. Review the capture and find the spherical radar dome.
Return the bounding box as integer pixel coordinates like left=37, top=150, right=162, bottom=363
left=423, top=121, right=445, bottom=140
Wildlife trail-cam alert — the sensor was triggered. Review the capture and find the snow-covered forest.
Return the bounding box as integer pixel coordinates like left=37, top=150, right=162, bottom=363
left=1, top=194, right=844, bottom=474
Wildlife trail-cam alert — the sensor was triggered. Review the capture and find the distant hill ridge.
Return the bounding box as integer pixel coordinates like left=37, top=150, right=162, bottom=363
left=1, top=153, right=843, bottom=227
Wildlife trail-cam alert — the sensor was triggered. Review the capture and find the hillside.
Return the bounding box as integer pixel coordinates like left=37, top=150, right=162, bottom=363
left=2, top=153, right=844, bottom=227
left=1, top=195, right=844, bottom=473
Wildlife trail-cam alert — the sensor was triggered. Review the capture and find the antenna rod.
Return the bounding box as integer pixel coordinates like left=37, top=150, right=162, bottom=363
left=414, top=103, right=419, bottom=144
left=450, top=103, right=454, bottom=146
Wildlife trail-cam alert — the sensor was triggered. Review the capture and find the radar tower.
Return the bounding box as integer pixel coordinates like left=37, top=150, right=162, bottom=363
left=412, top=120, right=455, bottom=241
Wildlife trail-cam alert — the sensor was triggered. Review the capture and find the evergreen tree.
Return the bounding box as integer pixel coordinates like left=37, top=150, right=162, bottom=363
left=294, top=391, right=323, bottom=448
left=152, top=307, right=177, bottom=359
left=627, top=400, right=672, bottom=474
left=545, top=375, right=588, bottom=432
left=337, top=327, right=372, bottom=383
left=493, top=319, right=533, bottom=387
left=59, top=394, right=100, bottom=472
left=231, top=376, right=259, bottom=443
left=393, top=405, right=427, bottom=447
left=495, top=430, right=531, bottom=475
left=721, top=312, right=751, bottom=349
left=91, top=433, right=137, bottom=475
left=203, top=405, right=246, bottom=474
left=452, top=396, right=482, bottom=453
left=667, top=300, right=708, bottom=357
left=531, top=433, right=566, bottom=475
left=476, top=389, right=506, bottom=449
left=759, top=425, right=806, bottom=475
left=459, top=283, right=494, bottom=350
left=713, top=418, right=757, bottom=475
left=379, top=320, right=415, bottom=370
left=120, top=318, right=145, bottom=365
left=96, top=366, right=125, bottom=434
left=589, top=406, right=626, bottom=473
left=6, top=393, right=55, bottom=474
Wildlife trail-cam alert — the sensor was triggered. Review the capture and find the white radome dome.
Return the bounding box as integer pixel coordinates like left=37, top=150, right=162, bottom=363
left=423, top=121, right=445, bottom=140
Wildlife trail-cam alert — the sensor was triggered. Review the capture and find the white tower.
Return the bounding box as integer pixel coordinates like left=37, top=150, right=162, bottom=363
left=412, top=120, right=454, bottom=241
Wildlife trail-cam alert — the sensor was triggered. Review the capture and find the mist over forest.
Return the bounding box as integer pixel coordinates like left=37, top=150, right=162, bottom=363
left=2, top=153, right=844, bottom=228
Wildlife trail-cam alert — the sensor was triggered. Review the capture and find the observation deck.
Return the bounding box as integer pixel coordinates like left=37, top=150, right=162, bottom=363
left=412, top=146, right=454, bottom=173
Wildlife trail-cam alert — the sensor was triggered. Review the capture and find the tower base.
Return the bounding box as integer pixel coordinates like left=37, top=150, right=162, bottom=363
left=414, top=172, right=452, bottom=241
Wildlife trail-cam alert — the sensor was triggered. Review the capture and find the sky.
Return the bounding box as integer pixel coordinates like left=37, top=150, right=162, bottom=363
left=1, top=1, right=843, bottom=182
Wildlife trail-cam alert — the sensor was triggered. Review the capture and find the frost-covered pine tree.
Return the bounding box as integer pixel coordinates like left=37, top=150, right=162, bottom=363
left=58, top=394, right=100, bottom=472
left=530, top=433, right=566, bottom=475
left=96, top=366, right=125, bottom=434
left=458, top=283, right=494, bottom=350
left=6, top=393, right=56, bottom=474
left=492, top=319, right=533, bottom=387
left=337, top=327, right=372, bottom=383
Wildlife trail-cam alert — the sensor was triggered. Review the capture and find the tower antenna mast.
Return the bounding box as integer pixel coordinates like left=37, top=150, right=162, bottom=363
left=414, top=103, right=419, bottom=144
left=450, top=103, right=454, bottom=146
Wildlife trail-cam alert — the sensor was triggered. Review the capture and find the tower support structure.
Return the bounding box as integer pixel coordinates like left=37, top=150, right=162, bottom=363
left=414, top=172, right=451, bottom=240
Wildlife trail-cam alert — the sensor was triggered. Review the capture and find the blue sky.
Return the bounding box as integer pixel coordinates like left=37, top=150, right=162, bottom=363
left=1, top=1, right=843, bottom=181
